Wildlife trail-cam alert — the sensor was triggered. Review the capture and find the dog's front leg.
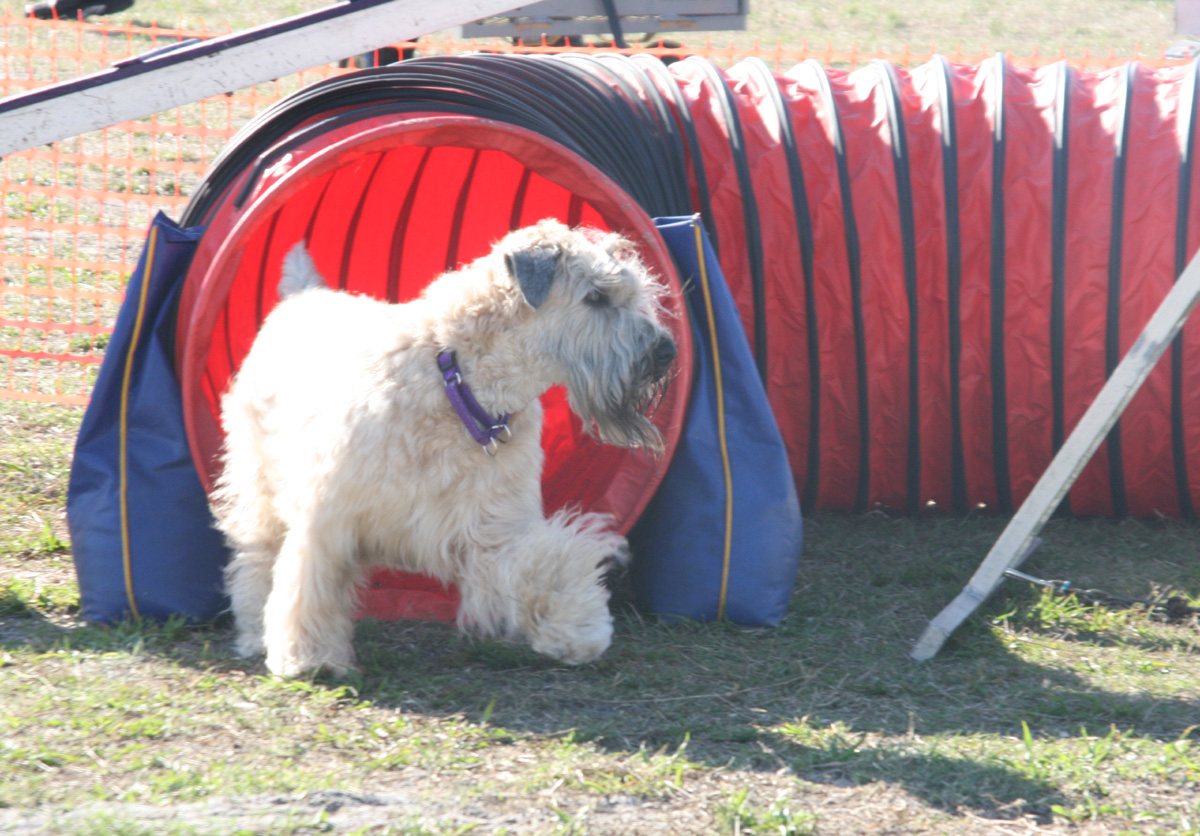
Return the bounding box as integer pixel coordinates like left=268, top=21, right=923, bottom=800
left=262, top=524, right=360, bottom=677
left=457, top=511, right=625, bottom=666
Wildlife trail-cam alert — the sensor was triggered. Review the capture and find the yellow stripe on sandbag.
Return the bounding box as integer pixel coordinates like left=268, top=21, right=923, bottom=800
left=692, top=219, right=735, bottom=620
left=118, top=225, right=159, bottom=620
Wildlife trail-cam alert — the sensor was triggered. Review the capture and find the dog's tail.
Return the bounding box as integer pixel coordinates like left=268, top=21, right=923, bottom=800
left=278, top=242, right=327, bottom=299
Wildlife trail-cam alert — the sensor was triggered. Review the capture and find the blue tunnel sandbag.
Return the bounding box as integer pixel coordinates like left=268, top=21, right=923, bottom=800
left=68, top=213, right=229, bottom=624
left=630, top=216, right=803, bottom=626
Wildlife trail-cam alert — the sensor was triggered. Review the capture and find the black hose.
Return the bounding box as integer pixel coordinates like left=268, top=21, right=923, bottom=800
left=183, top=54, right=696, bottom=227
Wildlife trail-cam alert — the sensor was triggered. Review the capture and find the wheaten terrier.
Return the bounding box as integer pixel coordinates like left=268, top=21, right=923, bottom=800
left=213, top=219, right=677, bottom=677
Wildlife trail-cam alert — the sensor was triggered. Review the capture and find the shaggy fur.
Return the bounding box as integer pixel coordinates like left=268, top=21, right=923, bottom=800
left=213, top=220, right=676, bottom=677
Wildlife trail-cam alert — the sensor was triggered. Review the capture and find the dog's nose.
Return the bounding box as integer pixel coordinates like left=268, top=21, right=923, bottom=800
left=651, top=335, right=677, bottom=377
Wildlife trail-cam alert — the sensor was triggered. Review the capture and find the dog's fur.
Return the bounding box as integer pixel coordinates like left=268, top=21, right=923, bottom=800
left=213, top=219, right=676, bottom=677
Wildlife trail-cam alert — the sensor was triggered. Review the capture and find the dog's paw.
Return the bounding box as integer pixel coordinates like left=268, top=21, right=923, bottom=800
left=265, top=652, right=307, bottom=678
left=265, top=645, right=358, bottom=678
left=528, top=613, right=613, bottom=666
left=233, top=632, right=265, bottom=659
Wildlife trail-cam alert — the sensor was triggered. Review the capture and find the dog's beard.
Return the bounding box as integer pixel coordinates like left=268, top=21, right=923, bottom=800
left=569, top=361, right=672, bottom=455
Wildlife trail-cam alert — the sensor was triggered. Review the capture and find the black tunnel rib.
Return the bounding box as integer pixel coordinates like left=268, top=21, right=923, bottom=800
left=185, top=54, right=697, bottom=228
left=989, top=53, right=1013, bottom=514
left=1105, top=62, right=1135, bottom=518
left=1173, top=60, right=1199, bottom=520
left=934, top=55, right=967, bottom=514
left=877, top=60, right=922, bottom=515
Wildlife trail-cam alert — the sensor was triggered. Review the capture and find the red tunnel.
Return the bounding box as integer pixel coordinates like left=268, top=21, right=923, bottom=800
left=177, top=53, right=1200, bottom=544
left=175, top=112, right=695, bottom=620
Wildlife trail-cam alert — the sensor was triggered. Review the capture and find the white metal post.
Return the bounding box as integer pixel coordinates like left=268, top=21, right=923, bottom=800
left=911, top=247, right=1200, bottom=660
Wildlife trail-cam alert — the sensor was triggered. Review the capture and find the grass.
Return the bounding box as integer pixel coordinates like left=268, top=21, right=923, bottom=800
left=737, top=0, right=1178, bottom=59
left=1, top=399, right=1198, bottom=834
left=0, top=401, right=80, bottom=558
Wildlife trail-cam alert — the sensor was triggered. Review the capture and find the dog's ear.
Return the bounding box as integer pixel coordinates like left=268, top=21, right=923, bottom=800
left=505, top=246, right=559, bottom=309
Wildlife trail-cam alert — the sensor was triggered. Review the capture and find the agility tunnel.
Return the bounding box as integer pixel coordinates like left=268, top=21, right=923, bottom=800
left=169, top=56, right=705, bottom=622
left=173, top=62, right=699, bottom=533
left=172, top=51, right=1200, bottom=523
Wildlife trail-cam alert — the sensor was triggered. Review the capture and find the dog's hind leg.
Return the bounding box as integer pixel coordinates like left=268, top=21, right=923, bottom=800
left=224, top=541, right=279, bottom=658
left=261, top=523, right=360, bottom=677
left=215, top=389, right=288, bottom=659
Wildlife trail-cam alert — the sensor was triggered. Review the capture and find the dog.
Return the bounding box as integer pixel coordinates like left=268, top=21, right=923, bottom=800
left=212, top=219, right=677, bottom=677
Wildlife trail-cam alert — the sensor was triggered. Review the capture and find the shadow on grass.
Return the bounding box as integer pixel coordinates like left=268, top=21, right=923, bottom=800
left=302, top=592, right=1192, bottom=820
left=759, top=740, right=1065, bottom=821
left=335, top=508, right=1199, bottom=821
left=0, top=608, right=71, bottom=649
left=4, top=511, right=1195, bottom=823
left=0, top=599, right=1156, bottom=821
left=0, top=599, right=239, bottom=672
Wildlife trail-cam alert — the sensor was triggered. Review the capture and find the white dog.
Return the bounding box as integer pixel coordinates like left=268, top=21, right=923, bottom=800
left=212, top=219, right=677, bottom=677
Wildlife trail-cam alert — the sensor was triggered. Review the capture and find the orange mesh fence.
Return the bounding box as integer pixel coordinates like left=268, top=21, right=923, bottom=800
left=0, top=12, right=349, bottom=403
left=0, top=10, right=1186, bottom=404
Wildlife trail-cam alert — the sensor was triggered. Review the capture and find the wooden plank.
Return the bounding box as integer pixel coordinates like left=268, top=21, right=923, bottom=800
left=460, top=14, right=745, bottom=36
left=458, top=0, right=747, bottom=36
left=911, top=246, right=1200, bottom=661
left=0, top=0, right=516, bottom=157
left=469, top=0, right=744, bottom=15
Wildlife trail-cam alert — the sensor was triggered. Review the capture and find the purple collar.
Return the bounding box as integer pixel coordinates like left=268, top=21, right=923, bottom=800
left=437, top=351, right=512, bottom=455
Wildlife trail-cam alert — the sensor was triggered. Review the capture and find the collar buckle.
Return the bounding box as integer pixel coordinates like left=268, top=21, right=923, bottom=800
left=437, top=350, right=512, bottom=454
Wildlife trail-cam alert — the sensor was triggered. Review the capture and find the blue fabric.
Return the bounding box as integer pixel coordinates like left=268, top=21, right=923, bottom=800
left=630, top=215, right=803, bottom=626
left=68, top=212, right=229, bottom=623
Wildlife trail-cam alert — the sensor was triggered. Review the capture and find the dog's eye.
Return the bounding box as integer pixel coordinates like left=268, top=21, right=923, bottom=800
left=584, top=288, right=608, bottom=307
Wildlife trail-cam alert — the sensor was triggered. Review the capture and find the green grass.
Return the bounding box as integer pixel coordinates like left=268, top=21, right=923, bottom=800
left=737, top=0, right=1177, bottom=59
left=0, top=401, right=80, bottom=563
left=1, top=397, right=1198, bottom=833
left=716, top=788, right=818, bottom=836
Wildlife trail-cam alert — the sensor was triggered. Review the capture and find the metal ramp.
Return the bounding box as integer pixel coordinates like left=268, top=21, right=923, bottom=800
left=457, top=0, right=746, bottom=39
left=0, top=0, right=519, bottom=156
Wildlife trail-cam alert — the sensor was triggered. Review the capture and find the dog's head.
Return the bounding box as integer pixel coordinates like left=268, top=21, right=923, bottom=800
left=498, top=219, right=677, bottom=454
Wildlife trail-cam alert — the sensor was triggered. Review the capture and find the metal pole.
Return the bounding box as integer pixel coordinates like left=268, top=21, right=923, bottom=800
left=911, top=247, right=1200, bottom=660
